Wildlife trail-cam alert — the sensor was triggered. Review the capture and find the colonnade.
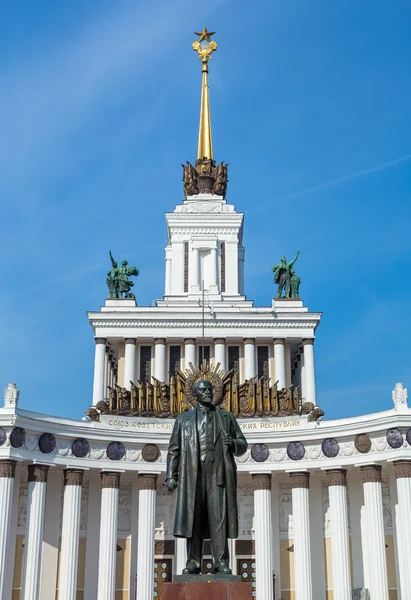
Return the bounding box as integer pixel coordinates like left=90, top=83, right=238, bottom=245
left=1, top=460, right=411, bottom=600
left=0, top=462, right=160, bottom=600
left=92, top=336, right=318, bottom=406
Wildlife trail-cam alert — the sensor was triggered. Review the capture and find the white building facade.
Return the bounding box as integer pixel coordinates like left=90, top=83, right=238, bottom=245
left=1, top=31, right=411, bottom=600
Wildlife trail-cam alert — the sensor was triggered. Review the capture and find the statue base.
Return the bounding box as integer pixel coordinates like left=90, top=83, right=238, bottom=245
left=173, top=574, right=241, bottom=583
left=163, top=578, right=252, bottom=600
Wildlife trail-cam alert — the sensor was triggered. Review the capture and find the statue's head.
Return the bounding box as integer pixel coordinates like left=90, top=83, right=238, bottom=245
left=193, top=379, right=213, bottom=406
left=281, top=256, right=287, bottom=264
left=122, top=260, right=128, bottom=266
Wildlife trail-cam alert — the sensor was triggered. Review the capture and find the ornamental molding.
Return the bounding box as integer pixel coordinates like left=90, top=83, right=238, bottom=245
left=28, top=464, right=49, bottom=483
left=169, top=227, right=241, bottom=235
left=90, top=319, right=320, bottom=329
left=101, top=472, right=121, bottom=489
left=251, top=473, right=272, bottom=490
left=63, top=469, right=84, bottom=487
left=327, top=469, right=347, bottom=487
left=360, top=465, right=382, bottom=484
left=392, top=383, right=408, bottom=406
left=138, top=474, right=158, bottom=491
left=0, top=460, right=17, bottom=478
left=4, top=383, right=19, bottom=407
left=394, top=460, right=411, bottom=479
left=289, top=472, right=310, bottom=489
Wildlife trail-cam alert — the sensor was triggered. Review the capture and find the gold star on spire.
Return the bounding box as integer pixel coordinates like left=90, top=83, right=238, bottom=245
left=194, top=27, right=215, bottom=42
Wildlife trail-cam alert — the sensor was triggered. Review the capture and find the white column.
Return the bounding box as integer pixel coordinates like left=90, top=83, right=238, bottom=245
left=360, top=465, right=389, bottom=600
left=58, top=470, right=84, bottom=600
left=124, top=338, right=137, bottom=390
left=214, top=338, right=226, bottom=371
left=271, top=478, right=281, bottom=600
left=252, top=473, right=273, bottom=600
left=165, top=256, right=172, bottom=295
left=136, top=474, right=158, bottom=600
left=154, top=339, right=166, bottom=382
left=92, top=337, right=107, bottom=405
left=327, top=470, right=351, bottom=600
left=244, top=338, right=256, bottom=380
left=302, top=339, right=316, bottom=405
left=175, top=537, right=187, bottom=575
left=4, top=464, right=21, bottom=600
left=347, top=470, right=365, bottom=589
left=0, top=461, right=17, bottom=599
left=40, top=471, right=61, bottom=600
left=274, top=339, right=286, bottom=388
left=190, top=247, right=199, bottom=291
left=308, top=476, right=326, bottom=600
left=97, top=472, right=120, bottom=600
left=210, top=247, right=218, bottom=291
left=394, top=461, right=411, bottom=599
left=184, top=338, right=196, bottom=369
left=22, top=464, right=49, bottom=600
left=290, top=472, right=312, bottom=600
left=84, top=474, right=101, bottom=600
left=129, top=477, right=139, bottom=598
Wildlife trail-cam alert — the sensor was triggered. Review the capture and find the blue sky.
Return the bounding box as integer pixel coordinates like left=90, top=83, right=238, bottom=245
left=1, top=0, right=410, bottom=421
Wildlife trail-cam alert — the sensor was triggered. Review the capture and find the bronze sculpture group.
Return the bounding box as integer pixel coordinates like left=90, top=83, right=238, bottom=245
left=272, top=250, right=301, bottom=299
left=106, top=251, right=139, bottom=299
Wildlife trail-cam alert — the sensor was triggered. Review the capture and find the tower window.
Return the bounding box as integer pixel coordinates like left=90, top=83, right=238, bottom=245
left=228, top=346, right=240, bottom=374
left=199, top=345, right=211, bottom=365
left=257, top=346, right=269, bottom=379
left=139, top=346, right=152, bottom=382
left=169, top=346, right=182, bottom=377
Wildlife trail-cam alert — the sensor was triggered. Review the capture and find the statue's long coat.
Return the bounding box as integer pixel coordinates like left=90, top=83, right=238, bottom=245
left=166, top=407, right=248, bottom=539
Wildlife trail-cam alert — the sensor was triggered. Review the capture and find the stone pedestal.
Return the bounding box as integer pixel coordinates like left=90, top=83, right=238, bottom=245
left=163, top=579, right=252, bottom=600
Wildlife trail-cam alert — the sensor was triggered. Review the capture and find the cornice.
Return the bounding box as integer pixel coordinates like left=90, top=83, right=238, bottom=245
left=89, top=319, right=321, bottom=329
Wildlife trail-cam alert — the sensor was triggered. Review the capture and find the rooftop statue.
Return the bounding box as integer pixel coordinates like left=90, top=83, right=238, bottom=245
left=272, top=250, right=301, bottom=299
left=106, top=251, right=139, bottom=299
left=166, top=378, right=248, bottom=575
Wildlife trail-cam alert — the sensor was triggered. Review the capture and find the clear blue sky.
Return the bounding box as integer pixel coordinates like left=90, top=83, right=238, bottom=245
left=1, top=1, right=410, bottom=421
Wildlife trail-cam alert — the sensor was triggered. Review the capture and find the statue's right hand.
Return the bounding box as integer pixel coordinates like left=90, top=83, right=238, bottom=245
left=166, top=478, right=177, bottom=492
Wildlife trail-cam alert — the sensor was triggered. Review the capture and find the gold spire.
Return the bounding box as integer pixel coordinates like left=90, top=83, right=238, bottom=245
left=192, top=28, right=217, bottom=161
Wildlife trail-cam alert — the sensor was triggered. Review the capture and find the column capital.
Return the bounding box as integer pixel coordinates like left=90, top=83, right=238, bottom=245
left=0, top=459, right=17, bottom=478
left=273, top=338, right=285, bottom=345
left=244, top=338, right=256, bottom=345
left=251, top=473, right=272, bottom=490
left=214, top=338, right=226, bottom=344
left=138, top=473, right=158, bottom=491
left=184, top=338, right=196, bottom=344
left=28, top=464, right=49, bottom=483
left=289, top=471, right=310, bottom=489
left=94, top=337, right=107, bottom=345
left=154, top=338, right=166, bottom=346
left=100, top=471, right=121, bottom=489
left=326, top=469, right=347, bottom=487
left=124, top=338, right=137, bottom=346
left=360, top=464, right=382, bottom=483
left=394, top=460, right=411, bottom=479
left=302, top=338, right=315, bottom=346
left=63, top=468, right=85, bottom=487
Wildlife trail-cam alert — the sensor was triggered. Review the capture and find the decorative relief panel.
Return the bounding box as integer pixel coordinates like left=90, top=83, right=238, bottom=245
left=238, top=483, right=255, bottom=536
left=118, top=482, right=132, bottom=532
left=279, top=483, right=293, bottom=536
left=80, top=481, right=89, bottom=531
left=382, top=477, right=393, bottom=529
left=17, top=478, right=28, bottom=529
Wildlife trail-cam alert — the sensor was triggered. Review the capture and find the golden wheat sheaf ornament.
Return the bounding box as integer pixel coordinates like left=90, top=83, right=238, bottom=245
left=178, top=362, right=233, bottom=408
